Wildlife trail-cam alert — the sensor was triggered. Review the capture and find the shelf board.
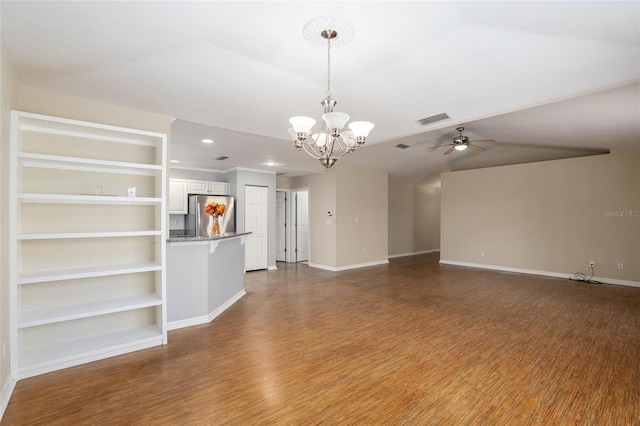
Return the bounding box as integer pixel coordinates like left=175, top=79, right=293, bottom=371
left=19, top=116, right=163, bottom=147
left=18, top=294, right=163, bottom=328
left=18, top=325, right=164, bottom=374
left=18, top=152, right=161, bottom=175
left=18, top=230, right=162, bottom=240
left=18, top=193, right=161, bottom=205
left=17, top=262, right=162, bottom=285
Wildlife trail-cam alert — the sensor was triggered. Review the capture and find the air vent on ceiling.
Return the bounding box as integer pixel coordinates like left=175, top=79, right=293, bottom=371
left=395, top=143, right=410, bottom=150
left=215, top=156, right=229, bottom=161
left=416, top=112, right=451, bottom=127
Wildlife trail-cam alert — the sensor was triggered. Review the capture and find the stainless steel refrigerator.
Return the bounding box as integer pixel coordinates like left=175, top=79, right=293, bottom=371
left=185, top=195, right=236, bottom=237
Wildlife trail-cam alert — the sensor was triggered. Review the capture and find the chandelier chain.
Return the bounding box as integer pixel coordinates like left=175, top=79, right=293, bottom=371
left=326, top=37, right=332, bottom=98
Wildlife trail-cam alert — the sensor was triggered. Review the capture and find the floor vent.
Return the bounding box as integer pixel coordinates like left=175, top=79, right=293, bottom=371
left=215, top=156, right=229, bottom=161
left=417, top=112, right=451, bottom=126
left=395, top=143, right=410, bottom=149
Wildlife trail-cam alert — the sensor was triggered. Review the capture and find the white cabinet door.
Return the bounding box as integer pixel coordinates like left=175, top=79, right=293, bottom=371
left=188, top=180, right=209, bottom=195
left=210, top=181, right=230, bottom=195
left=169, top=179, right=188, bottom=214
left=188, top=180, right=230, bottom=195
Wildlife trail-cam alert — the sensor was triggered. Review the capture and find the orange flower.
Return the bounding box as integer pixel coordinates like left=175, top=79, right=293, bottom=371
left=205, top=202, right=227, bottom=218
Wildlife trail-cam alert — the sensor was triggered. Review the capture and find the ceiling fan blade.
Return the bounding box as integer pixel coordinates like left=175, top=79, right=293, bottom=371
left=468, top=144, right=486, bottom=152
left=470, top=139, right=495, bottom=144
left=443, top=146, right=456, bottom=155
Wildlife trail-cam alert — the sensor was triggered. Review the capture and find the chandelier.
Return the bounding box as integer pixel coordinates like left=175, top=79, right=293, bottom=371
left=289, top=16, right=374, bottom=170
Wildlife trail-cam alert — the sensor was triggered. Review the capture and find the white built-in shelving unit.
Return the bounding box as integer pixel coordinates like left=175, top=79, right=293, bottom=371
left=9, top=111, right=167, bottom=378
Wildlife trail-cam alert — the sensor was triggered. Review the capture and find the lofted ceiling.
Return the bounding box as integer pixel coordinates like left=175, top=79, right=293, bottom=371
left=2, top=1, right=639, bottom=181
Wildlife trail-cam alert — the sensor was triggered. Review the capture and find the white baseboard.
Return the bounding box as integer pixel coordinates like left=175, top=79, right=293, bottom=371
left=0, top=374, right=17, bottom=422
left=207, top=290, right=246, bottom=322
left=167, top=289, right=247, bottom=331
left=388, top=249, right=440, bottom=259
left=18, top=337, right=164, bottom=379
left=268, top=265, right=278, bottom=271
left=439, top=259, right=640, bottom=288
left=309, top=259, right=389, bottom=272
left=167, top=315, right=210, bottom=331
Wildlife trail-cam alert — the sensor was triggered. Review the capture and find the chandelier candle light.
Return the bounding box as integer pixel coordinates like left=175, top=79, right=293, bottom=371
left=289, top=16, right=374, bottom=170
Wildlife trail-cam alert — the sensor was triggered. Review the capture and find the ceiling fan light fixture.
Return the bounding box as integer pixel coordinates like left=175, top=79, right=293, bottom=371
left=455, top=144, right=467, bottom=151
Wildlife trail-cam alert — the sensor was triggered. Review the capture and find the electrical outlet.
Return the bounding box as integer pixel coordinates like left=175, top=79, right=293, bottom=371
left=481, top=251, right=485, bottom=257
left=618, top=263, right=624, bottom=270
left=127, top=186, right=136, bottom=197
left=589, top=261, right=595, bottom=268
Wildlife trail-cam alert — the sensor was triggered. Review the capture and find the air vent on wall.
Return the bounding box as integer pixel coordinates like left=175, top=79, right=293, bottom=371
left=215, top=156, right=229, bottom=161
left=416, top=112, right=451, bottom=127
left=395, top=143, right=410, bottom=149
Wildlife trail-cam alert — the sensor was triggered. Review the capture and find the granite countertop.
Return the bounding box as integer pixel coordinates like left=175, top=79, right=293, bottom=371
left=167, top=231, right=251, bottom=242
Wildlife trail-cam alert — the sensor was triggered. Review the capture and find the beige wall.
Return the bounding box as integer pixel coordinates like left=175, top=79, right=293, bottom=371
left=19, top=87, right=171, bottom=134
left=414, top=174, right=441, bottom=252
left=388, top=174, right=442, bottom=257
left=1, top=43, right=21, bottom=404
left=388, top=181, right=415, bottom=255
left=276, top=175, right=292, bottom=189
left=441, top=150, right=640, bottom=284
left=335, top=165, right=388, bottom=267
left=292, top=164, right=388, bottom=268
left=292, top=171, right=337, bottom=267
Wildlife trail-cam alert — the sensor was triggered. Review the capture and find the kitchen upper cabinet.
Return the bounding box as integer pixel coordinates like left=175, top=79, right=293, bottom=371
left=188, top=180, right=230, bottom=196
left=169, top=179, right=188, bottom=214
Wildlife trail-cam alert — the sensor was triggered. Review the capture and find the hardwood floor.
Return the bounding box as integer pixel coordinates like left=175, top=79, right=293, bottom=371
left=3, top=253, right=639, bottom=425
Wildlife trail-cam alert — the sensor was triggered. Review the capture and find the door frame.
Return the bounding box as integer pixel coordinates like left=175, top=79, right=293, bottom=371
left=291, top=187, right=310, bottom=263
left=275, top=189, right=291, bottom=263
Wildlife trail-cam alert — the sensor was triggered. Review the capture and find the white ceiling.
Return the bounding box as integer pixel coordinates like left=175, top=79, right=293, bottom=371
left=2, top=1, right=639, bottom=181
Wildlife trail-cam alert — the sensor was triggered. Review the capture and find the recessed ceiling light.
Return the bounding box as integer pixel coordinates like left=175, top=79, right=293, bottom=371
left=202, top=138, right=214, bottom=144
left=170, top=160, right=179, bottom=163
left=264, top=161, right=277, bottom=166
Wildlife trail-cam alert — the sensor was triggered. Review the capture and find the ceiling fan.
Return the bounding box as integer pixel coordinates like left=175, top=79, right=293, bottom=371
left=430, top=127, right=495, bottom=155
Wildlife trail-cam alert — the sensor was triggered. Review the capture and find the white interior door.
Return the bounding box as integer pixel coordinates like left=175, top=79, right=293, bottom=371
left=276, top=191, right=287, bottom=262
left=245, top=185, right=268, bottom=271
left=295, top=190, right=309, bottom=262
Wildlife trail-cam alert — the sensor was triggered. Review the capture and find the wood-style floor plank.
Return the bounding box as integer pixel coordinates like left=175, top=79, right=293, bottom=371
left=3, top=253, right=639, bottom=424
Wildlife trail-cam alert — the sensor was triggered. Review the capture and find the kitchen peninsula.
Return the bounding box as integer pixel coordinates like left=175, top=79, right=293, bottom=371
left=166, top=232, right=250, bottom=330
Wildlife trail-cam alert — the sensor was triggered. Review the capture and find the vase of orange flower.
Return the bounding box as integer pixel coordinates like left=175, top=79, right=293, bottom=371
left=204, top=202, right=227, bottom=236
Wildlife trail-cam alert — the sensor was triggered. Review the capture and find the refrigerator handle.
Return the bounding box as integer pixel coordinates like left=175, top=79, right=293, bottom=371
left=196, top=201, right=201, bottom=235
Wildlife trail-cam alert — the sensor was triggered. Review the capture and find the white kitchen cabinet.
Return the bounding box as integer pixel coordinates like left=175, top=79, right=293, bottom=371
left=9, top=111, right=167, bottom=379
left=188, top=179, right=230, bottom=195
left=169, top=179, right=188, bottom=214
